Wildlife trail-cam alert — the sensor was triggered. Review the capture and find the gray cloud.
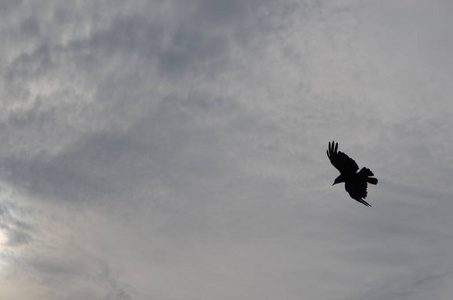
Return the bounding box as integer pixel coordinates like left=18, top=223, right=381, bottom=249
left=0, top=0, right=453, bottom=299
left=0, top=199, right=34, bottom=248
left=351, top=272, right=448, bottom=300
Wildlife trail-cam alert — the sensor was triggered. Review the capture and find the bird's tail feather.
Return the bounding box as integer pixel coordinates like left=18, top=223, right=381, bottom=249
left=359, top=167, right=374, bottom=176
left=360, top=167, right=378, bottom=185
left=367, top=177, right=378, bottom=185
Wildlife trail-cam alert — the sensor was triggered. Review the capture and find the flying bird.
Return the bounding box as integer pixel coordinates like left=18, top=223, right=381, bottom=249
left=327, top=141, right=378, bottom=207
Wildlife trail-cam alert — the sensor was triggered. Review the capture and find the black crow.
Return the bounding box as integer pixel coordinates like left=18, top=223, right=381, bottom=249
left=327, top=141, right=378, bottom=207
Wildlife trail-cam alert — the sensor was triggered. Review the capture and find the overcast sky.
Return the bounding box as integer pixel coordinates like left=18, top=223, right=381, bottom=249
left=1, top=1, right=453, bottom=299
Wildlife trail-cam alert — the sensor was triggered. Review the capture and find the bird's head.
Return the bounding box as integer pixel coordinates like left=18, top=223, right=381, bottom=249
left=332, top=175, right=345, bottom=186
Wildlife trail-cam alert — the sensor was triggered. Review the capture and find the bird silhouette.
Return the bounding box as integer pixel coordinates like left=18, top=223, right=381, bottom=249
left=327, top=141, right=378, bottom=207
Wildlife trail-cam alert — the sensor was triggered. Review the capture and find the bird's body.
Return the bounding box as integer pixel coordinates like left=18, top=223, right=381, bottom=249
left=327, top=141, right=377, bottom=207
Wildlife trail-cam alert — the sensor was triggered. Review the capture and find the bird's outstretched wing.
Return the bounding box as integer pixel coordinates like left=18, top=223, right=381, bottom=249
left=345, top=181, right=371, bottom=207
left=326, top=141, right=359, bottom=174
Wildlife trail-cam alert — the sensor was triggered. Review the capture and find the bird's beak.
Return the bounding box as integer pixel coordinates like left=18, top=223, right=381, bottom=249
left=332, top=182, right=336, bottom=186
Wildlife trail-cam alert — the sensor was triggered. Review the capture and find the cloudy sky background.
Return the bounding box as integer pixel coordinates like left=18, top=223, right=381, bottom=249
left=0, top=1, right=453, bottom=299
